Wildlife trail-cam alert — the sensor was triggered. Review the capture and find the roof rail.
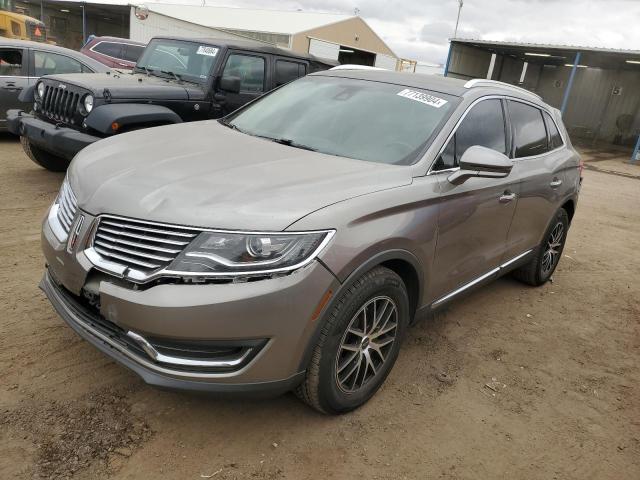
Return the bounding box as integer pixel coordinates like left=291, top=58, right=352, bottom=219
left=330, top=64, right=387, bottom=71
left=463, top=78, right=542, bottom=100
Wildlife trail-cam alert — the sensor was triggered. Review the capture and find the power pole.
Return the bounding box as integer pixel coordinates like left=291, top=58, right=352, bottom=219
left=454, top=0, right=464, bottom=38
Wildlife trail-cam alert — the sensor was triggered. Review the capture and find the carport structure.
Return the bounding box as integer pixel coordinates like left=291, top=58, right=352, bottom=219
left=444, top=39, right=640, bottom=162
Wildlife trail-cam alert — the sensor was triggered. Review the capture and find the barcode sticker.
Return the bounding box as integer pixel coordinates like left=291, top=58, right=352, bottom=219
left=197, top=46, right=219, bottom=57
left=397, top=89, right=448, bottom=108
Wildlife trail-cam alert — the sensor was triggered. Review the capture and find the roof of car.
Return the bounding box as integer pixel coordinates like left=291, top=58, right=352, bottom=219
left=0, top=38, right=111, bottom=72
left=312, top=69, right=546, bottom=104
left=150, top=36, right=339, bottom=65
left=85, top=36, right=146, bottom=46
left=311, top=69, right=468, bottom=95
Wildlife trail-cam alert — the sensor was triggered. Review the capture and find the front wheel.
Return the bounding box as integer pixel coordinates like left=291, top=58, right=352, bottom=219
left=21, top=136, right=70, bottom=172
left=296, top=266, right=409, bottom=414
left=513, top=208, right=569, bottom=286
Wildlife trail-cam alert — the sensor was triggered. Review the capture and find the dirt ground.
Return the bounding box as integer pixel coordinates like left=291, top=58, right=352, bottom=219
left=1, top=133, right=638, bottom=480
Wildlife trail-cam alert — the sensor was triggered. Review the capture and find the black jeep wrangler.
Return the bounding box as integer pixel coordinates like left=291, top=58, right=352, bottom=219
left=8, top=36, right=336, bottom=171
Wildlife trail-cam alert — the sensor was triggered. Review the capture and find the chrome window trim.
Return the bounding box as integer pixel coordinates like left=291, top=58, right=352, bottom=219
left=431, top=249, right=533, bottom=307
left=84, top=213, right=336, bottom=283
left=427, top=94, right=566, bottom=175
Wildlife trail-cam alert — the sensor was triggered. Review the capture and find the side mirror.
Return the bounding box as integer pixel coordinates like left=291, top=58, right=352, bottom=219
left=448, top=145, right=513, bottom=185
left=219, top=76, right=241, bottom=94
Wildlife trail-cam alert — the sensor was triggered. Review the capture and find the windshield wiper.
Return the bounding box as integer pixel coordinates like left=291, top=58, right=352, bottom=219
left=161, top=70, right=183, bottom=82
left=138, top=66, right=153, bottom=76
left=270, top=138, right=318, bottom=152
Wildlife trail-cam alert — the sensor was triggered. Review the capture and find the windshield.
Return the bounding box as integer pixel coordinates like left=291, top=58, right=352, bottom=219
left=135, top=39, right=219, bottom=83
left=226, top=76, right=457, bottom=165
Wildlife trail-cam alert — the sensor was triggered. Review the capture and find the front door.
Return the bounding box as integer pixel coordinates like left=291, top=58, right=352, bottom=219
left=429, top=98, right=519, bottom=301
left=0, top=47, right=28, bottom=127
left=218, top=51, right=267, bottom=116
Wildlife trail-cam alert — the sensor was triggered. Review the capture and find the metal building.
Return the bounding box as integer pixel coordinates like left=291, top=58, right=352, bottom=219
left=444, top=39, right=640, bottom=158
left=129, top=4, right=399, bottom=70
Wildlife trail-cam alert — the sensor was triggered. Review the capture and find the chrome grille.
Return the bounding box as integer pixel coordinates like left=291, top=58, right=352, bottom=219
left=40, top=84, right=82, bottom=125
left=92, top=217, right=200, bottom=274
left=56, top=180, right=78, bottom=236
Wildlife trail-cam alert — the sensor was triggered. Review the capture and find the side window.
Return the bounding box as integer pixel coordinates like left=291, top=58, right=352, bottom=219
left=543, top=111, right=564, bottom=150
left=434, top=99, right=507, bottom=170
left=122, top=44, right=144, bottom=63
left=11, top=21, right=21, bottom=37
left=509, top=101, right=548, bottom=158
left=34, top=51, right=83, bottom=76
left=222, top=54, right=265, bottom=93
left=92, top=42, right=123, bottom=59
left=0, top=49, right=23, bottom=76
left=275, top=59, right=306, bottom=86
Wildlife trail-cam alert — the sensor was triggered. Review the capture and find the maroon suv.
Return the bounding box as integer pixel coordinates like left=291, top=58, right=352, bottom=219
left=80, top=36, right=146, bottom=69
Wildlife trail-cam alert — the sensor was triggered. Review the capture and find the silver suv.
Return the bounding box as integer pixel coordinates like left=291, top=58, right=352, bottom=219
left=40, top=70, right=581, bottom=414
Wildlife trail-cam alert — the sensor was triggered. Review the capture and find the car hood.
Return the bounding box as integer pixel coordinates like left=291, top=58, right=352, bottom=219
left=68, top=121, right=412, bottom=231
left=43, top=72, right=204, bottom=100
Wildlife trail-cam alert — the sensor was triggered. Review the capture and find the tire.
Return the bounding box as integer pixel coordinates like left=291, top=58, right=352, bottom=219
left=21, top=136, right=70, bottom=172
left=513, top=208, right=569, bottom=286
left=296, top=266, right=410, bottom=414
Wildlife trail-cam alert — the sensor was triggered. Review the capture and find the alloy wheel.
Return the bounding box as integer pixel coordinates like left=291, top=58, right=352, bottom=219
left=335, top=296, right=398, bottom=393
left=541, top=221, right=564, bottom=275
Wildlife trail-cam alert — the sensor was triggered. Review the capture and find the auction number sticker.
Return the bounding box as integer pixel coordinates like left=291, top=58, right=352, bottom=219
left=397, top=89, right=448, bottom=108
left=197, top=46, right=219, bottom=57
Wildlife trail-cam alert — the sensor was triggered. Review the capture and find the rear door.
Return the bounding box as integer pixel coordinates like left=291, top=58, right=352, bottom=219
left=502, top=100, right=570, bottom=260
left=218, top=50, right=267, bottom=115
left=272, top=57, right=308, bottom=87
left=0, top=46, right=28, bottom=127
left=430, top=97, right=520, bottom=301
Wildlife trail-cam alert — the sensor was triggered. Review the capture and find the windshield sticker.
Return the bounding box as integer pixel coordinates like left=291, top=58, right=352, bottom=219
left=397, top=89, right=448, bottom=108
left=196, top=46, right=219, bottom=57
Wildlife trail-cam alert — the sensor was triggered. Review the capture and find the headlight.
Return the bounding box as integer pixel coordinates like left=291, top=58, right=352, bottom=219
left=168, top=230, right=334, bottom=275
left=83, top=94, right=94, bottom=113
left=36, top=81, right=45, bottom=98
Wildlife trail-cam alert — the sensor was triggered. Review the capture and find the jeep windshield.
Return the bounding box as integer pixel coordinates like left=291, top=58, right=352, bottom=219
left=134, top=39, right=219, bottom=83
left=224, top=76, right=457, bottom=165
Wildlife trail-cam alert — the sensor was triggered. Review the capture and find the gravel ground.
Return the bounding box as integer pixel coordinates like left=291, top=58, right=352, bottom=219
left=0, top=133, right=639, bottom=479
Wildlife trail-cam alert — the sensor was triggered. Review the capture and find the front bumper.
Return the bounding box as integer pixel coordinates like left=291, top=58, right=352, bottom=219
left=40, top=210, right=340, bottom=393
left=7, top=109, right=100, bottom=160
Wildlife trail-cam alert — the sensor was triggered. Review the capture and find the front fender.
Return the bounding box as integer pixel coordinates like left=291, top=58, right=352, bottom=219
left=85, top=103, right=182, bottom=134
left=19, top=85, right=35, bottom=103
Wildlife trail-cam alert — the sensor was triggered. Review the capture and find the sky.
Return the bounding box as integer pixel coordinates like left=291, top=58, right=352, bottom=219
left=195, top=0, right=638, bottom=65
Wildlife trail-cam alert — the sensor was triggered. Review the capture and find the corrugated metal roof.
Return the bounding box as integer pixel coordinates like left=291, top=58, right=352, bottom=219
left=146, top=4, right=354, bottom=35
left=451, top=38, right=640, bottom=56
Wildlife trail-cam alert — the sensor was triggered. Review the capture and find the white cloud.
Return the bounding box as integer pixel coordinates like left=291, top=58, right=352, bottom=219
left=200, top=0, right=636, bottom=64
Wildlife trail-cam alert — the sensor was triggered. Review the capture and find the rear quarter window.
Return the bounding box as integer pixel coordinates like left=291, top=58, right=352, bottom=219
left=508, top=100, right=548, bottom=158
left=543, top=111, right=564, bottom=150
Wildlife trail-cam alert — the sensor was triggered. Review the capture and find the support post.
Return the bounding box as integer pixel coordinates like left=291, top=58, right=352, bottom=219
left=487, top=53, right=496, bottom=79
left=82, top=3, right=87, bottom=43
left=443, top=42, right=452, bottom=77
left=631, top=134, right=640, bottom=164
left=561, top=51, right=581, bottom=116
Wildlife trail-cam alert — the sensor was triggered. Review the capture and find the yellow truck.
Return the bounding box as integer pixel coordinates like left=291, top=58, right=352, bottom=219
left=0, top=11, right=47, bottom=42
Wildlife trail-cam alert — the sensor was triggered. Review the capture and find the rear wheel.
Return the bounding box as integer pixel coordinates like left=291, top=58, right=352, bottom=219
left=513, top=208, right=569, bottom=286
left=296, top=266, right=409, bottom=414
left=21, top=136, right=70, bottom=172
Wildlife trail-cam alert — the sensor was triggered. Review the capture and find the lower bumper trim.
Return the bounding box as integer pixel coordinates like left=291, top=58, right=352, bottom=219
left=40, top=269, right=304, bottom=395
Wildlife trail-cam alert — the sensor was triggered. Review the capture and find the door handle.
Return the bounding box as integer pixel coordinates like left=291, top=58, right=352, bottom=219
left=550, top=178, right=563, bottom=188
left=499, top=191, right=517, bottom=203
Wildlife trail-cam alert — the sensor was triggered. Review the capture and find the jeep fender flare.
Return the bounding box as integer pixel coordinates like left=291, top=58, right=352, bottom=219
left=84, top=103, right=182, bottom=134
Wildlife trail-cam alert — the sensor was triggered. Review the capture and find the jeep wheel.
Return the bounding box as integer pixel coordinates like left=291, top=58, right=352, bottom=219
left=296, top=266, right=409, bottom=414
left=21, top=136, right=70, bottom=172
left=513, top=208, right=569, bottom=286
